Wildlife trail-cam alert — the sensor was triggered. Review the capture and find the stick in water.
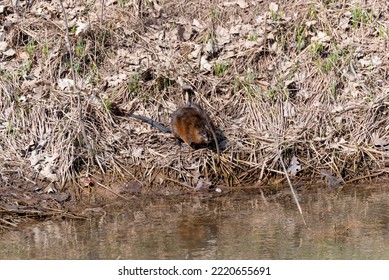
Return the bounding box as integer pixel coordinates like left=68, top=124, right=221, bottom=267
left=277, top=148, right=308, bottom=227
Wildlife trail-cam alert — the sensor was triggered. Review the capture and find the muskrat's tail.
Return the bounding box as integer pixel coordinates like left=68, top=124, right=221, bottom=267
left=128, top=114, right=171, bottom=133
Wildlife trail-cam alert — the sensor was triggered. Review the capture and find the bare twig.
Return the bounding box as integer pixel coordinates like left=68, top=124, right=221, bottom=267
left=0, top=218, right=17, bottom=227
left=100, top=0, right=105, bottom=27
left=278, top=148, right=308, bottom=227
left=59, top=0, right=93, bottom=159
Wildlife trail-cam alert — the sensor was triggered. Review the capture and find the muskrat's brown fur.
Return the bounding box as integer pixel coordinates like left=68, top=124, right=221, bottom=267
left=127, top=103, right=219, bottom=155
left=170, top=104, right=219, bottom=155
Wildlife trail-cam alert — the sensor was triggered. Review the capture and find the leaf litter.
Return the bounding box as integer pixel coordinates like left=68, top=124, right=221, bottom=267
left=0, top=0, right=388, bottom=217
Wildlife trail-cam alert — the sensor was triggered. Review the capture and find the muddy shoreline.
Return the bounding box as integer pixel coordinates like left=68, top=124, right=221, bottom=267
left=1, top=171, right=389, bottom=232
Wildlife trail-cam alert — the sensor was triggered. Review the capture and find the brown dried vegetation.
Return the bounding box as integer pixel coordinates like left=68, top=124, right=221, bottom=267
left=1, top=0, right=389, bottom=206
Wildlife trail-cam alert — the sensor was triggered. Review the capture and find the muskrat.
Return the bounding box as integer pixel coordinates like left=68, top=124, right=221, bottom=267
left=127, top=103, right=219, bottom=155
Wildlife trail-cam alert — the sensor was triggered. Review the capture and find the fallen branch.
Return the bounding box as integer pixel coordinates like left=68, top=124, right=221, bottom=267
left=278, top=148, right=308, bottom=227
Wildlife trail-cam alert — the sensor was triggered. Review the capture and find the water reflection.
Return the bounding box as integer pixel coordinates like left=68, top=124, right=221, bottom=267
left=0, top=185, right=388, bottom=259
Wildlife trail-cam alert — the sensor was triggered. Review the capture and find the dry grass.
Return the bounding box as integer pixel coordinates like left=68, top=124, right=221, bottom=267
left=1, top=0, right=389, bottom=195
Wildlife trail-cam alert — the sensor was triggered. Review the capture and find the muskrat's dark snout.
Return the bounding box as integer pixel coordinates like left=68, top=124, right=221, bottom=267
left=200, top=132, right=209, bottom=143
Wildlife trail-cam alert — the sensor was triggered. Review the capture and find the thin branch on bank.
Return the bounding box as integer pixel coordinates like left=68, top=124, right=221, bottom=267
left=59, top=0, right=93, bottom=159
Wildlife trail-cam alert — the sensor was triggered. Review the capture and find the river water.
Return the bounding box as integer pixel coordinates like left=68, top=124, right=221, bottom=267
left=0, top=184, right=388, bottom=259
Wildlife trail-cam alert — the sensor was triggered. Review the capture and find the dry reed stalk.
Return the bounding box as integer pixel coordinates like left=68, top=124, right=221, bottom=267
left=0, top=0, right=388, bottom=199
